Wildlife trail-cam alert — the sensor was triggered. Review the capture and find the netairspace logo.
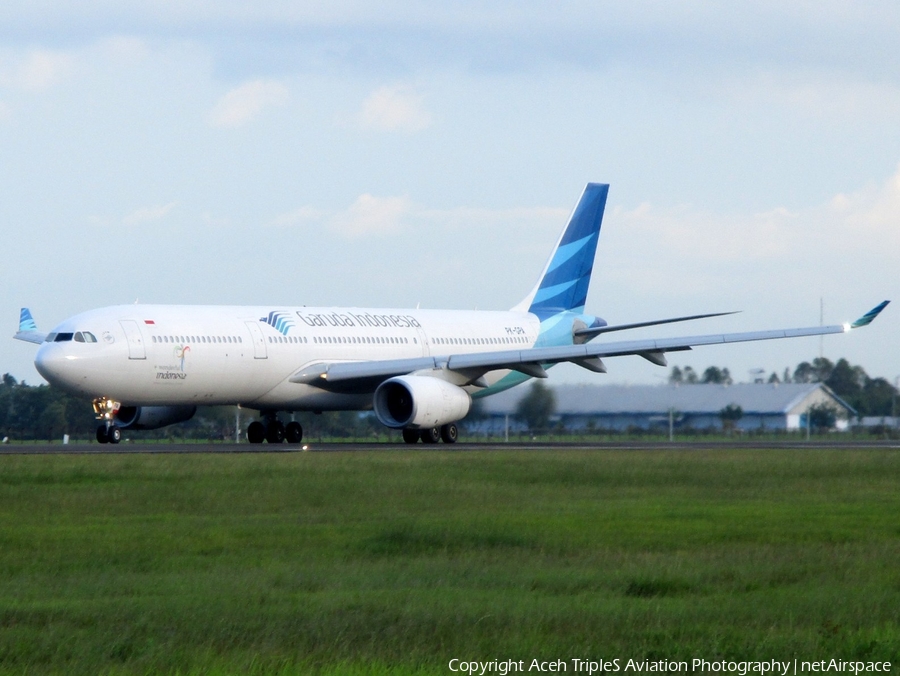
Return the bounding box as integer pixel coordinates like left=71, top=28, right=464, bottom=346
left=446, top=658, right=893, bottom=676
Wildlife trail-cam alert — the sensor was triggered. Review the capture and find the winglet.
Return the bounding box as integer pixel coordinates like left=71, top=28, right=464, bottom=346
left=19, top=308, right=38, bottom=333
left=13, top=308, right=48, bottom=345
left=849, top=300, right=890, bottom=330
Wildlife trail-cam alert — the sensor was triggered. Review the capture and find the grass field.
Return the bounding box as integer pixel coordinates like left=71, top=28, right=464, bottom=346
left=0, top=448, right=898, bottom=675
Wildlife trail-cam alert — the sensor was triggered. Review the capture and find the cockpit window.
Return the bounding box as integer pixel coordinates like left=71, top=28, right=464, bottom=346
left=45, top=333, right=57, bottom=343
left=54, top=333, right=74, bottom=342
left=74, top=332, right=84, bottom=342
left=83, top=332, right=97, bottom=343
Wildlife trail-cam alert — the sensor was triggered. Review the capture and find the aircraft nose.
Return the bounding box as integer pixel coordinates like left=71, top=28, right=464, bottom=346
left=34, top=342, right=80, bottom=389
left=34, top=343, right=63, bottom=383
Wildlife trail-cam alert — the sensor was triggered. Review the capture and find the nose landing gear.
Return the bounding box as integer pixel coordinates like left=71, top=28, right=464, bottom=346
left=92, top=397, right=122, bottom=445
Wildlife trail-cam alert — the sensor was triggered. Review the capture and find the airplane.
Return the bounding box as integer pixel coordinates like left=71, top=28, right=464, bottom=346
left=13, top=183, right=889, bottom=445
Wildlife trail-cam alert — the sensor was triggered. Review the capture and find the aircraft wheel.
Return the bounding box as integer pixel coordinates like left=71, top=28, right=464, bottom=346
left=96, top=425, right=108, bottom=444
left=420, top=427, right=440, bottom=444
left=247, top=421, right=265, bottom=444
left=285, top=421, right=303, bottom=444
left=440, top=423, right=459, bottom=444
left=402, top=428, right=419, bottom=444
left=107, top=426, right=122, bottom=444
left=266, top=420, right=285, bottom=444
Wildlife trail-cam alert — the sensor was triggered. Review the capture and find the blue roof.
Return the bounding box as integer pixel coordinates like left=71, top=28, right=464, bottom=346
left=481, top=383, right=856, bottom=416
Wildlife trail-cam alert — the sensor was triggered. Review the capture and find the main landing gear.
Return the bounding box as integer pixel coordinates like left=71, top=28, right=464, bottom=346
left=92, top=397, right=122, bottom=445
left=402, top=423, right=459, bottom=444
left=247, top=413, right=303, bottom=444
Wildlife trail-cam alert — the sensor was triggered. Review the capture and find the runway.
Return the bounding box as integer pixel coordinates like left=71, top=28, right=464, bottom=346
left=2, top=440, right=899, bottom=454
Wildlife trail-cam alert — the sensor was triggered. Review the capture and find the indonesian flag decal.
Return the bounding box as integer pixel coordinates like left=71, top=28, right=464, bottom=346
left=144, top=320, right=155, bottom=325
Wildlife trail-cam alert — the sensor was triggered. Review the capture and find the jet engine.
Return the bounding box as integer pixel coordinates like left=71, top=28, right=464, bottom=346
left=373, top=375, right=471, bottom=429
left=114, top=405, right=197, bottom=430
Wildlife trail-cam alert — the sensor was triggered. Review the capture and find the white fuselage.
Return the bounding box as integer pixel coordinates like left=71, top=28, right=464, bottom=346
left=35, top=305, right=541, bottom=411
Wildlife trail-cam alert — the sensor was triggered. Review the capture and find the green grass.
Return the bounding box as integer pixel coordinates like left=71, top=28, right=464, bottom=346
left=0, top=449, right=898, bottom=674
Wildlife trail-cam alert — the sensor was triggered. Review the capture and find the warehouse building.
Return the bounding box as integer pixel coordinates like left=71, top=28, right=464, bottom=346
left=476, top=382, right=856, bottom=433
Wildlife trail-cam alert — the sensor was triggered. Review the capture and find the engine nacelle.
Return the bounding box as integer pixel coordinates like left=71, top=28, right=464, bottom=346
left=373, top=375, right=471, bottom=429
left=114, top=405, right=197, bottom=430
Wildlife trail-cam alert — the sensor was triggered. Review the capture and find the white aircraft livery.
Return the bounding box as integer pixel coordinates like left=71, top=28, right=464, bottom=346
left=14, top=184, right=889, bottom=445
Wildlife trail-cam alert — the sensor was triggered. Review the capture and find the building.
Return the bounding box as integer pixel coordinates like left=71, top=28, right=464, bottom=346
left=475, top=382, right=856, bottom=433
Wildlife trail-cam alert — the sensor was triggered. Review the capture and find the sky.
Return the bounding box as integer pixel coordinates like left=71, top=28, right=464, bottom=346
left=2, top=1, right=898, bottom=389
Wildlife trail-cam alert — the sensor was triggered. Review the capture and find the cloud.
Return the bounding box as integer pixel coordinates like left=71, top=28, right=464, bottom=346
left=0, top=49, right=75, bottom=91
left=357, top=84, right=432, bottom=132
left=123, top=202, right=178, bottom=226
left=208, top=79, right=288, bottom=128
left=600, top=165, right=900, bottom=303
left=329, top=194, right=412, bottom=237
left=271, top=206, right=329, bottom=228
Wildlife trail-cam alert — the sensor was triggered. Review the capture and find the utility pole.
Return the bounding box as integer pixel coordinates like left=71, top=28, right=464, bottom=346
left=819, top=297, right=824, bottom=360
left=893, top=377, right=899, bottom=432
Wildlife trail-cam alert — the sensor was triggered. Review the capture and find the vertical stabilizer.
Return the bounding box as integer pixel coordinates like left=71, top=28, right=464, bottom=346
left=513, top=183, right=609, bottom=315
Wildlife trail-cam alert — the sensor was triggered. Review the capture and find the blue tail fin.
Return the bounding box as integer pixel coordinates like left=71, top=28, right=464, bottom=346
left=514, top=183, right=609, bottom=316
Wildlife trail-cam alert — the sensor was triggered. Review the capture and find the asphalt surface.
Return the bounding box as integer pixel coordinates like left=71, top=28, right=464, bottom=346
left=2, top=440, right=899, bottom=454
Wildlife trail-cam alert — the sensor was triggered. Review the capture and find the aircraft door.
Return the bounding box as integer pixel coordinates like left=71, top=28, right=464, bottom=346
left=244, top=321, right=268, bottom=359
left=415, top=327, right=430, bottom=357
left=119, top=320, right=146, bottom=360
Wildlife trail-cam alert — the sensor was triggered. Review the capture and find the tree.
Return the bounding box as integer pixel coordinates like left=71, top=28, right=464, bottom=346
left=719, top=404, right=743, bottom=434
left=702, top=366, right=732, bottom=385
left=807, top=403, right=838, bottom=431
left=794, top=357, right=834, bottom=384
left=825, top=358, right=866, bottom=399
left=669, top=366, right=683, bottom=384
left=683, top=366, right=699, bottom=384
left=860, top=377, right=897, bottom=416
left=516, top=380, right=556, bottom=433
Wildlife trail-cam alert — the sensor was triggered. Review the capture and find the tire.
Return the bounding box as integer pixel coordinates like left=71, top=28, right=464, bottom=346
left=440, top=423, right=459, bottom=444
left=420, top=427, right=440, bottom=444
left=96, top=426, right=108, bottom=444
left=402, top=428, right=419, bottom=444
left=107, top=426, right=122, bottom=444
left=285, top=421, right=303, bottom=444
left=266, top=420, right=285, bottom=444
left=247, top=421, right=265, bottom=444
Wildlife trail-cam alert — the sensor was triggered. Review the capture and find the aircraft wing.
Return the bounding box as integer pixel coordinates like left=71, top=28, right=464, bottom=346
left=13, top=308, right=48, bottom=345
left=290, top=301, right=889, bottom=391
